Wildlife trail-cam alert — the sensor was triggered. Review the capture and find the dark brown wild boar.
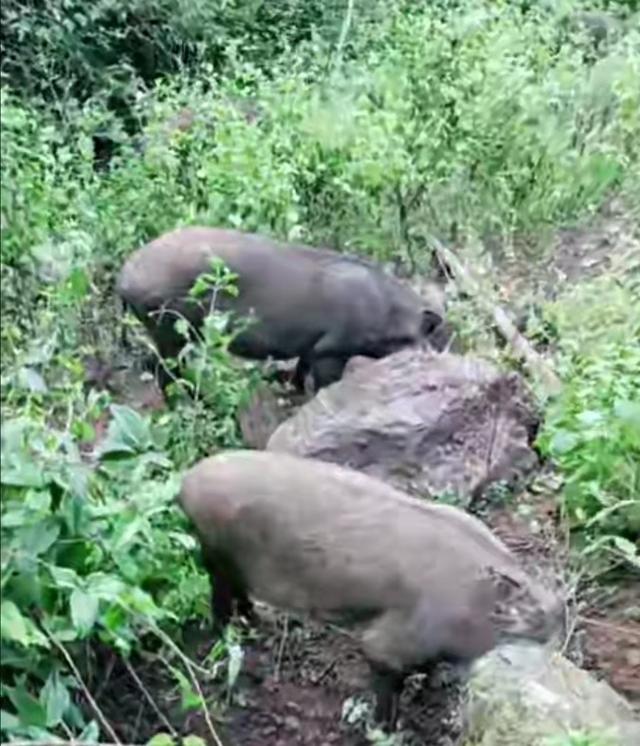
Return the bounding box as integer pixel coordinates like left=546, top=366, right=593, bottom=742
left=116, top=227, right=447, bottom=391
left=178, top=450, right=563, bottom=729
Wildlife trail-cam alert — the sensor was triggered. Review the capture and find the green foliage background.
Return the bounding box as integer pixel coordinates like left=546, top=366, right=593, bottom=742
left=1, top=0, right=639, bottom=741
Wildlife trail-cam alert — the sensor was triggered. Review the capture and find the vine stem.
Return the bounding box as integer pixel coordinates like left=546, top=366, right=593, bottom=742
left=149, top=625, right=226, bottom=746
left=42, top=627, right=121, bottom=745
left=333, top=0, right=355, bottom=76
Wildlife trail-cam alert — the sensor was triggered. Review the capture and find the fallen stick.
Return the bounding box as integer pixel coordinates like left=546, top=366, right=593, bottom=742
left=2, top=742, right=135, bottom=746
left=430, top=237, right=563, bottom=397
left=42, top=628, right=121, bottom=746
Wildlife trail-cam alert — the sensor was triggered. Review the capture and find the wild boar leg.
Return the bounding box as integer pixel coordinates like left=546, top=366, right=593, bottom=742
left=370, top=663, right=405, bottom=730
left=202, top=549, right=255, bottom=634
left=309, top=355, right=348, bottom=389
left=292, top=353, right=312, bottom=392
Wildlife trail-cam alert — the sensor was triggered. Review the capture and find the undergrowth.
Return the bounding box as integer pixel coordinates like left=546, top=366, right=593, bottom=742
left=1, top=0, right=639, bottom=741
left=536, top=270, right=640, bottom=568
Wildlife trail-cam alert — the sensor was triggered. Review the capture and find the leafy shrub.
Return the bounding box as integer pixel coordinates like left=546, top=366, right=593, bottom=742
left=0, top=0, right=369, bottom=109
left=0, top=89, right=97, bottom=267
left=537, top=273, right=640, bottom=564
left=3, top=1, right=639, bottom=272
left=2, top=0, right=640, bottom=739
left=156, top=257, right=263, bottom=464
left=120, top=0, right=640, bottom=259
left=544, top=728, right=622, bottom=746
left=0, top=403, right=208, bottom=740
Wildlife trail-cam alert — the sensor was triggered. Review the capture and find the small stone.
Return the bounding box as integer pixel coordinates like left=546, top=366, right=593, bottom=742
left=284, top=715, right=301, bottom=730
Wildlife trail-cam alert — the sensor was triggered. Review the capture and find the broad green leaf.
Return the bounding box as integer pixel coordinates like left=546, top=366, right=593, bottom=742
left=6, top=684, right=47, bottom=728
left=17, top=367, right=48, bottom=393
left=0, top=509, right=30, bottom=528
left=86, top=573, right=126, bottom=601
left=41, top=671, right=70, bottom=726
left=614, top=399, right=640, bottom=432
left=0, top=601, right=28, bottom=646
left=172, top=669, right=201, bottom=712
left=183, top=736, right=206, bottom=746
left=24, top=488, right=53, bottom=513
left=19, top=519, right=60, bottom=557
left=49, top=565, right=81, bottom=589
left=0, top=457, right=46, bottom=488
left=70, top=590, right=99, bottom=636
left=78, top=720, right=100, bottom=742
left=0, top=602, right=46, bottom=647
left=174, top=318, right=190, bottom=339
left=147, top=733, right=175, bottom=746
left=576, top=410, right=604, bottom=428
left=98, top=404, right=153, bottom=458
left=169, top=531, right=198, bottom=550
left=111, top=404, right=153, bottom=449
left=113, top=516, right=147, bottom=551
left=613, top=536, right=640, bottom=560
left=549, top=430, right=579, bottom=455
left=0, top=709, right=20, bottom=732
left=21, top=726, right=64, bottom=742
left=123, top=586, right=162, bottom=616
left=3, top=573, right=47, bottom=620
left=67, top=267, right=90, bottom=300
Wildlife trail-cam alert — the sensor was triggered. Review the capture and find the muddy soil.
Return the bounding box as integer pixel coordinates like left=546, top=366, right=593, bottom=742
left=486, top=198, right=639, bottom=302
left=92, top=487, right=637, bottom=746
left=95, top=613, right=465, bottom=746
left=484, top=485, right=640, bottom=712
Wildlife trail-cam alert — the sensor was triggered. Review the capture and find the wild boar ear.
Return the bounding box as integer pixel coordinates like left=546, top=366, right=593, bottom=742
left=420, top=309, right=442, bottom=336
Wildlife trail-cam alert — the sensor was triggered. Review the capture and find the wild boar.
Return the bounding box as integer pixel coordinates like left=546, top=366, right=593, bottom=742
left=116, top=227, right=446, bottom=391
left=178, top=450, right=564, bottom=729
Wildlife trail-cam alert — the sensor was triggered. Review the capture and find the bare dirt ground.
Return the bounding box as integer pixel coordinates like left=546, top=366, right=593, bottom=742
left=485, top=487, right=640, bottom=710
left=91, top=486, right=638, bottom=746
left=493, top=198, right=639, bottom=310
left=90, top=202, right=639, bottom=744
left=94, top=612, right=466, bottom=745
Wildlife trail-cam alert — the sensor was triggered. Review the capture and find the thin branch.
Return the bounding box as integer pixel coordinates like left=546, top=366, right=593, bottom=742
left=42, top=628, right=121, bottom=745
left=395, top=185, right=416, bottom=276
left=333, top=0, right=355, bottom=75
left=429, top=236, right=563, bottom=397
left=122, top=658, right=178, bottom=738
left=149, top=626, right=225, bottom=746
left=483, top=392, right=501, bottom=498
left=274, top=614, right=290, bottom=682
left=311, top=657, right=337, bottom=685
left=1, top=742, right=138, bottom=746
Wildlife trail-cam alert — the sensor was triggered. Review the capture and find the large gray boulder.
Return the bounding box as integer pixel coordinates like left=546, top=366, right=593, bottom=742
left=267, top=350, right=539, bottom=505
left=465, top=644, right=640, bottom=746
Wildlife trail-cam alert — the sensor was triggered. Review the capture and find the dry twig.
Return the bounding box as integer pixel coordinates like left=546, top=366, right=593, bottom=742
left=1, top=742, right=137, bottom=746
left=122, top=658, right=178, bottom=738
left=149, top=626, right=225, bottom=746
left=42, top=628, right=121, bottom=745
left=274, top=614, right=290, bottom=681
left=430, top=237, right=563, bottom=397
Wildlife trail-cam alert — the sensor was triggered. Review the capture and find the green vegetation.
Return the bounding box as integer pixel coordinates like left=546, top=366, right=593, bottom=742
left=1, top=0, right=639, bottom=741
left=536, top=271, right=640, bottom=565
left=544, top=728, right=622, bottom=746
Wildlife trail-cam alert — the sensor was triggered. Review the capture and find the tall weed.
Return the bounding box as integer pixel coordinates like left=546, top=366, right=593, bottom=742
left=537, top=272, right=640, bottom=564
